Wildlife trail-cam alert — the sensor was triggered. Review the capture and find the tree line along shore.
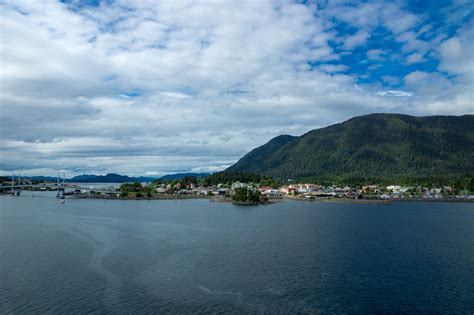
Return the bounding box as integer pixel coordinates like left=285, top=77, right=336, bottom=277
left=5, top=171, right=472, bottom=204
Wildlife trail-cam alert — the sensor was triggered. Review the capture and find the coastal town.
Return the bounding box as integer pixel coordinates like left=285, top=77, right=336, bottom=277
left=148, top=181, right=474, bottom=201
left=2, top=174, right=473, bottom=204
left=132, top=181, right=474, bottom=203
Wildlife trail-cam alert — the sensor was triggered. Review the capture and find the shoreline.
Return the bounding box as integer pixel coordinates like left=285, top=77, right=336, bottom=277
left=65, top=193, right=474, bottom=204
left=285, top=196, right=474, bottom=204
left=74, top=193, right=210, bottom=201
left=4, top=191, right=472, bottom=204
left=74, top=194, right=274, bottom=205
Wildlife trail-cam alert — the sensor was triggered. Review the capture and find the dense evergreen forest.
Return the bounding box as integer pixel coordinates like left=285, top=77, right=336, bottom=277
left=227, top=113, right=474, bottom=181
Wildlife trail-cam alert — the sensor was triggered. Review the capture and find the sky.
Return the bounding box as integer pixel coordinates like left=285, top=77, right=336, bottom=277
left=0, top=0, right=473, bottom=177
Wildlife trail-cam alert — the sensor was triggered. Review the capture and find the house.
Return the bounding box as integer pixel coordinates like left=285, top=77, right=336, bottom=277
left=386, top=185, right=401, bottom=193
left=297, top=184, right=310, bottom=193
left=258, top=186, right=273, bottom=192
left=308, top=184, right=322, bottom=191
left=156, top=187, right=166, bottom=193
left=443, top=186, right=454, bottom=193
left=343, top=186, right=352, bottom=192
left=279, top=186, right=289, bottom=194
left=218, top=188, right=230, bottom=196
left=311, top=191, right=333, bottom=197
left=261, top=188, right=281, bottom=197
left=362, top=185, right=379, bottom=193
left=231, top=181, right=247, bottom=190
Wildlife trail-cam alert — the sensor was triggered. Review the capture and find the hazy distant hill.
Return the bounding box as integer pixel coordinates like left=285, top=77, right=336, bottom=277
left=159, top=172, right=210, bottom=180
left=70, top=173, right=156, bottom=183
left=227, top=113, right=474, bottom=180
left=21, top=176, right=59, bottom=182
left=69, top=172, right=210, bottom=183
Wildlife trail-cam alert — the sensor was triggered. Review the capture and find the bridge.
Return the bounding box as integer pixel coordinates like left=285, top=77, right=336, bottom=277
left=0, top=184, right=118, bottom=194
left=1, top=172, right=119, bottom=196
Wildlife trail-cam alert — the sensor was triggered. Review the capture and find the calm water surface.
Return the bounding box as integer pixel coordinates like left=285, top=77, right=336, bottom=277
left=1, top=192, right=473, bottom=313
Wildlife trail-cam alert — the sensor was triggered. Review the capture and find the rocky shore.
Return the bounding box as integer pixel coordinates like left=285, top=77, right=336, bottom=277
left=69, top=193, right=473, bottom=204
left=285, top=195, right=474, bottom=204
left=74, top=193, right=209, bottom=200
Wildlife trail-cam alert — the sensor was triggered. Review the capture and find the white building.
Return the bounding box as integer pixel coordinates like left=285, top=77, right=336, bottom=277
left=231, top=181, right=247, bottom=190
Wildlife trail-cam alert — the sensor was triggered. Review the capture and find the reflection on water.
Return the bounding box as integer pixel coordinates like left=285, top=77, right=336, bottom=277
left=1, top=193, right=473, bottom=313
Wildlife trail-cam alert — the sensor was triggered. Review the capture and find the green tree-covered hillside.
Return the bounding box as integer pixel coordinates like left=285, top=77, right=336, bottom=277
left=227, top=114, right=474, bottom=180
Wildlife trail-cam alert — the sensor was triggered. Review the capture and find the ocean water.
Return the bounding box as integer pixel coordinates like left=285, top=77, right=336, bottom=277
left=1, top=192, right=473, bottom=313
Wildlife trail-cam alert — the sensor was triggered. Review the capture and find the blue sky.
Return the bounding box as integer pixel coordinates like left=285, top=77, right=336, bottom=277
left=0, top=0, right=473, bottom=176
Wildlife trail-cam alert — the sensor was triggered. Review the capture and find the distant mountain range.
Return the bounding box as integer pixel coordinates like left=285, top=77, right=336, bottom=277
left=227, top=113, right=474, bottom=180
left=69, top=173, right=157, bottom=183
left=9, top=172, right=210, bottom=183
left=17, top=176, right=59, bottom=182
left=71, top=172, right=210, bottom=182
left=158, top=172, right=211, bottom=180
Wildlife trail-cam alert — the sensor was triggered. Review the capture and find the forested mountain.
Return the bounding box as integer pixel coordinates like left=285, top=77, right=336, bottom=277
left=227, top=114, right=474, bottom=180
left=70, top=173, right=157, bottom=183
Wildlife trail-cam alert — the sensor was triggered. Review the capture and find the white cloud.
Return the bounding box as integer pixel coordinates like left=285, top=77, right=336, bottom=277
left=382, top=75, right=400, bottom=85
left=0, top=0, right=472, bottom=176
left=160, top=92, right=192, bottom=99
left=343, top=29, right=370, bottom=50
left=366, top=49, right=385, bottom=61
left=376, top=90, right=413, bottom=97
left=405, top=71, right=431, bottom=84
left=438, top=25, right=474, bottom=83
left=406, top=52, right=425, bottom=64
left=381, top=4, right=419, bottom=34
left=318, top=64, right=348, bottom=73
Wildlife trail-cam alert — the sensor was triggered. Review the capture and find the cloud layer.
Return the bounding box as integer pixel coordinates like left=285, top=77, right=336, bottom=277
left=1, top=0, right=473, bottom=176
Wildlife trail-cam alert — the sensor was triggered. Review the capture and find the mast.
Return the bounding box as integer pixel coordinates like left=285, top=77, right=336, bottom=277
left=11, top=172, right=14, bottom=195
left=17, top=172, right=21, bottom=196
left=57, top=172, right=60, bottom=196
